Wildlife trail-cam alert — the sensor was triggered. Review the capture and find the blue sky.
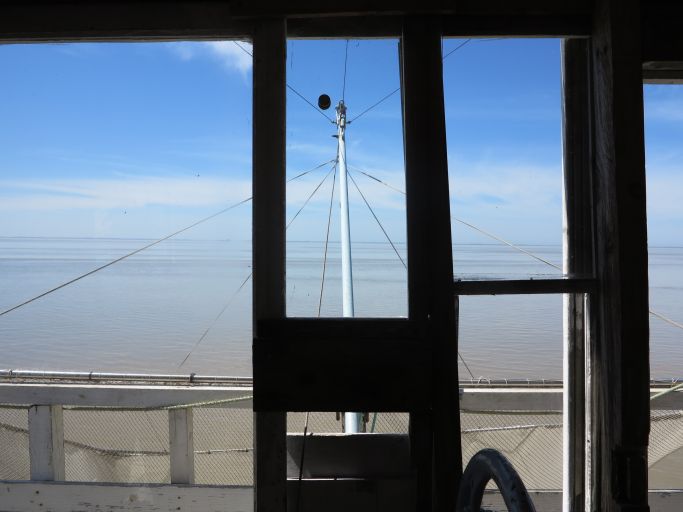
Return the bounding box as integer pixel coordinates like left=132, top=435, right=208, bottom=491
left=0, top=38, right=681, bottom=246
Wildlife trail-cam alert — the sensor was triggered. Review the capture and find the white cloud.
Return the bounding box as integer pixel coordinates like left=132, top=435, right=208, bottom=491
left=170, top=41, right=252, bottom=77
left=449, top=163, right=561, bottom=209
left=206, top=42, right=252, bottom=76
left=0, top=176, right=251, bottom=211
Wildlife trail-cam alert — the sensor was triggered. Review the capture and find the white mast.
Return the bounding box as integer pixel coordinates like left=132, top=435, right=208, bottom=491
left=335, top=100, right=361, bottom=434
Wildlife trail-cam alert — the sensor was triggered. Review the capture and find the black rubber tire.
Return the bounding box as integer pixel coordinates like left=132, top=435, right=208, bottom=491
left=456, top=449, right=536, bottom=512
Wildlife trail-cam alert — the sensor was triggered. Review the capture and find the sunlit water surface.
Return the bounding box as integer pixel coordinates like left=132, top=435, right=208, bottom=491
left=0, top=238, right=680, bottom=380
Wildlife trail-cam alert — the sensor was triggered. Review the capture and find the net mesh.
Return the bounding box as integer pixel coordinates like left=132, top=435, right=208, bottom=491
left=0, top=400, right=681, bottom=490
left=0, top=408, right=30, bottom=480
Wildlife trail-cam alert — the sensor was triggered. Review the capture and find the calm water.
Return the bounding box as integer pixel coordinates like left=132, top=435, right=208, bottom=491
left=0, top=237, right=681, bottom=379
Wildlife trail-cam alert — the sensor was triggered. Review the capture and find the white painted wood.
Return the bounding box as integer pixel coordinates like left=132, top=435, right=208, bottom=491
left=0, top=383, right=252, bottom=408
left=4, top=384, right=681, bottom=413
left=28, top=405, right=65, bottom=481
left=169, top=408, right=194, bottom=484
left=648, top=389, right=683, bottom=410
left=481, top=490, right=683, bottom=512
left=1, top=482, right=678, bottom=512
left=3, top=383, right=680, bottom=412
left=460, top=388, right=563, bottom=412
left=460, top=387, right=683, bottom=412
left=0, top=481, right=253, bottom=512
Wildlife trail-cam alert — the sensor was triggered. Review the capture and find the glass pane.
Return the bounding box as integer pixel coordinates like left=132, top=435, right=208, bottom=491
left=442, top=38, right=563, bottom=279
left=285, top=39, right=407, bottom=318
left=643, top=83, right=683, bottom=490
left=0, top=41, right=254, bottom=490
left=0, top=41, right=253, bottom=376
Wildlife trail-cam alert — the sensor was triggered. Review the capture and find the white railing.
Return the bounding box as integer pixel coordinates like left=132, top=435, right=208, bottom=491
left=0, top=375, right=682, bottom=512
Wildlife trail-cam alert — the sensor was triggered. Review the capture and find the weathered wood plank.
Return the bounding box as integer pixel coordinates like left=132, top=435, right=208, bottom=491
left=0, top=481, right=253, bottom=512
left=285, top=478, right=416, bottom=512
left=1, top=483, right=680, bottom=512
left=590, top=0, right=651, bottom=510
left=286, top=434, right=411, bottom=479
left=289, top=15, right=591, bottom=38
left=453, top=277, right=595, bottom=295
left=642, top=69, right=683, bottom=85
left=252, top=16, right=287, bottom=512
left=459, top=388, right=562, bottom=412
left=28, top=405, right=65, bottom=481
left=641, top=1, right=683, bottom=65
left=254, top=319, right=426, bottom=411
left=482, top=490, right=683, bottom=512
left=0, top=384, right=252, bottom=408
left=169, top=408, right=194, bottom=485
left=0, top=1, right=591, bottom=42
left=257, top=318, right=419, bottom=340
left=561, top=36, right=593, bottom=512
left=402, top=15, right=461, bottom=512
left=253, top=335, right=432, bottom=412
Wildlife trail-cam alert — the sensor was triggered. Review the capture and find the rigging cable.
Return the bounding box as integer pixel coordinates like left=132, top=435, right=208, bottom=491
left=348, top=38, right=472, bottom=124
left=348, top=169, right=476, bottom=380
left=298, top=159, right=339, bottom=511
left=352, top=166, right=683, bottom=332
left=318, top=164, right=338, bottom=316
left=287, top=163, right=337, bottom=229
left=177, top=273, right=252, bottom=368
left=0, top=159, right=335, bottom=319
left=347, top=169, right=406, bottom=269
left=233, top=41, right=335, bottom=123
left=0, top=197, right=250, bottom=319
left=342, top=40, right=350, bottom=102
left=442, top=38, right=472, bottom=60
left=178, top=161, right=338, bottom=366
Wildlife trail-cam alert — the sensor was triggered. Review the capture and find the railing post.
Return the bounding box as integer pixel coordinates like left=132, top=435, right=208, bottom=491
left=28, top=404, right=65, bottom=481
left=169, top=407, right=194, bottom=484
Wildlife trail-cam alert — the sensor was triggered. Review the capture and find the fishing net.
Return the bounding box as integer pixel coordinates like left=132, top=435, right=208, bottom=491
left=1, top=392, right=682, bottom=490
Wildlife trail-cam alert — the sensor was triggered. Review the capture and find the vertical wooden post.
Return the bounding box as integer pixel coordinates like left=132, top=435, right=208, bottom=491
left=169, top=408, right=194, bottom=484
left=253, top=17, right=287, bottom=512
left=402, top=16, right=461, bottom=512
left=561, top=37, right=593, bottom=512
left=28, top=405, right=65, bottom=481
left=590, top=0, right=650, bottom=510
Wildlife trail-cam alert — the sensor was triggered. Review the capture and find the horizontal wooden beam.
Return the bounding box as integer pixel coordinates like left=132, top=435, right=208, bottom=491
left=285, top=478, right=416, bottom=512
left=0, top=481, right=253, bottom=512
left=0, top=0, right=681, bottom=67
left=460, top=388, right=562, bottom=412
left=3, top=381, right=680, bottom=411
left=254, top=319, right=430, bottom=412
left=642, top=1, right=683, bottom=64
left=0, top=383, right=251, bottom=408
left=642, top=64, right=683, bottom=84
left=258, top=318, right=421, bottom=341
left=289, top=15, right=591, bottom=38
left=453, top=277, right=596, bottom=295
left=287, top=433, right=411, bottom=478
left=0, top=0, right=591, bottom=42
left=1, top=482, right=681, bottom=512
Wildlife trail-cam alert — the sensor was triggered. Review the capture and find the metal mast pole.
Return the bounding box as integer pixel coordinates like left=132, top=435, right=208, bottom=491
left=336, top=100, right=361, bottom=434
